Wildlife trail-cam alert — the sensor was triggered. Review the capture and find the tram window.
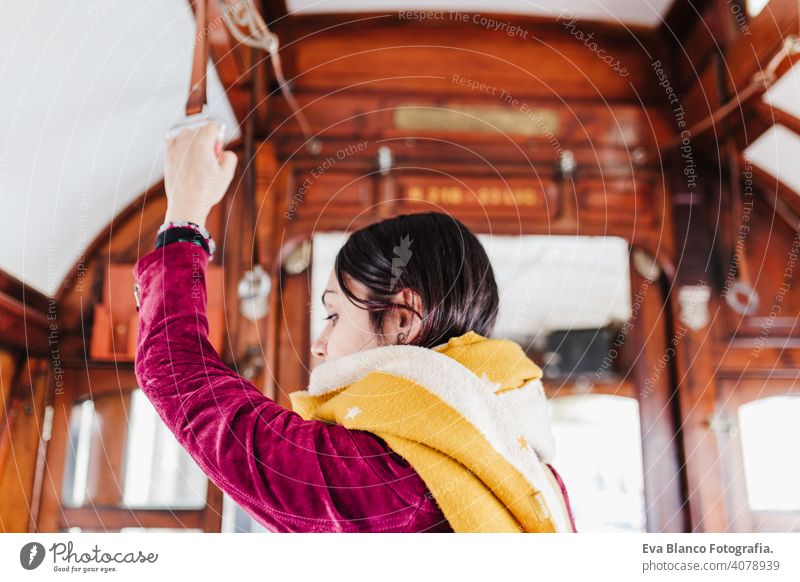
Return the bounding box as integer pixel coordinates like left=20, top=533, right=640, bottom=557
left=310, top=232, right=632, bottom=353
left=737, top=396, right=800, bottom=511
left=62, top=390, right=208, bottom=509
left=122, top=389, right=208, bottom=508
left=62, top=400, right=95, bottom=507
left=549, top=394, right=646, bottom=532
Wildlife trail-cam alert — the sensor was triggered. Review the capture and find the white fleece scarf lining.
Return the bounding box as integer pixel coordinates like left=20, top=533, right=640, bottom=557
left=307, top=343, right=568, bottom=533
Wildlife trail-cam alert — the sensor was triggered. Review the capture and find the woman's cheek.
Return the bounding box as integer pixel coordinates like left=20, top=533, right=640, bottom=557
left=324, top=328, right=342, bottom=360
left=326, top=323, right=353, bottom=360
left=327, top=320, right=360, bottom=359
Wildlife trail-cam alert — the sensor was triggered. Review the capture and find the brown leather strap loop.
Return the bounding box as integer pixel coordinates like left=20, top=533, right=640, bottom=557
left=186, top=0, right=208, bottom=116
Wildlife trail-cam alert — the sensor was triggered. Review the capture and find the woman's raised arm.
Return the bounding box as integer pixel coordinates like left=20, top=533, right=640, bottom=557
left=131, top=125, right=447, bottom=532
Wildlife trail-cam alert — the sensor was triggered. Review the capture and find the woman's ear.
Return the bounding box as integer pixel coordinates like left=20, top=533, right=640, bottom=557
left=385, top=287, right=424, bottom=344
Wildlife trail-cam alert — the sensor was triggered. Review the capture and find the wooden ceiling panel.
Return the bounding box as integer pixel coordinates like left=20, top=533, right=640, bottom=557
left=273, top=14, right=666, bottom=103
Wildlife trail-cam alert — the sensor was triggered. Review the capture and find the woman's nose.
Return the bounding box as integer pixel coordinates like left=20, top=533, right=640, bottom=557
left=311, top=334, right=327, bottom=359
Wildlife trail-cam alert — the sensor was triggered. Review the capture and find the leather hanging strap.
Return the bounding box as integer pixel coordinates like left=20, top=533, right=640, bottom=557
left=186, top=0, right=208, bottom=116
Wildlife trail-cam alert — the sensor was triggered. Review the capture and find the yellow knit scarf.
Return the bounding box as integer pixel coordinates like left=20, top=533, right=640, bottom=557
left=290, top=331, right=575, bottom=532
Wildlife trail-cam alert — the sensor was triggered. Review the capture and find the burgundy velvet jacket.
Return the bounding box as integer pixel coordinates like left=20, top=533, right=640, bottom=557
left=133, top=241, right=453, bottom=532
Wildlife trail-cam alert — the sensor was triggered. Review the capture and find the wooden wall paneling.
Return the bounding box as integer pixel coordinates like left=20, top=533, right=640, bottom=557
left=0, top=357, right=50, bottom=532
left=678, top=63, right=722, bottom=135
left=666, top=147, right=733, bottom=532
left=266, top=93, right=675, bottom=242
left=276, top=163, right=672, bottom=245
left=255, top=141, right=282, bottom=274
left=35, top=366, right=76, bottom=532
left=719, top=338, right=800, bottom=374
left=201, top=478, right=224, bottom=533
left=0, top=350, right=20, bottom=460
left=217, top=158, right=247, bottom=363
left=0, top=268, right=51, bottom=317
left=271, top=136, right=667, bottom=180
left=575, top=173, right=657, bottom=226
left=206, top=134, right=274, bottom=374
left=654, top=172, right=678, bottom=274
left=718, top=189, right=800, bottom=338
left=267, top=94, right=674, bottom=158
left=0, top=274, right=50, bottom=355
left=89, top=264, right=140, bottom=361
left=264, top=276, right=281, bottom=402
left=274, top=253, right=312, bottom=409
left=288, top=168, right=376, bottom=221
left=661, top=0, right=722, bottom=93
left=669, top=290, right=731, bottom=532
left=222, top=140, right=278, bottom=401
left=0, top=350, right=22, bottom=527
left=629, top=265, right=689, bottom=532
left=258, top=145, right=285, bottom=401
left=276, top=13, right=665, bottom=103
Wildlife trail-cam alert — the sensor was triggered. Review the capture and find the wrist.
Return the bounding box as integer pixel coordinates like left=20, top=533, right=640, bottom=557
left=164, top=206, right=208, bottom=230
left=156, top=221, right=216, bottom=258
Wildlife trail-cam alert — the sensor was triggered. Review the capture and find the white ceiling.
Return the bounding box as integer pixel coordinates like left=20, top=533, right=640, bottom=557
left=311, top=232, right=632, bottom=345
left=0, top=0, right=240, bottom=296
left=286, top=0, right=677, bottom=27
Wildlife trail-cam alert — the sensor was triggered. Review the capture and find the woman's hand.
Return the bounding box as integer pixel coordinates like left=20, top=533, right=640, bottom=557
left=163, top=121, right=237, bottom=229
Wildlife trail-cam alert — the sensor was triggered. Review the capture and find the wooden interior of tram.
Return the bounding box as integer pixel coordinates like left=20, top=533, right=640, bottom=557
left=0, top=0, right=798, bottom=533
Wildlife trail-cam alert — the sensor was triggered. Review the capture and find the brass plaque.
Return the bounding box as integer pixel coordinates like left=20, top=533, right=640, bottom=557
left=406, top=184, right=543, bottom=207
left=395, top=175, right=558, bottom=218
left=393, top=104, right=559, bottom=136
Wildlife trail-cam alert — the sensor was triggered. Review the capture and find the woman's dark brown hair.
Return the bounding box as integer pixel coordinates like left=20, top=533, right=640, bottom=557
left=334, top=211, right=499, bottom=348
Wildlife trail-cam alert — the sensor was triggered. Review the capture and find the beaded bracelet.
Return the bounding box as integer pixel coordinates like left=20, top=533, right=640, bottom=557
left=155, top=227, right=210, bottom=256
left=155, top=221, right=216, bottom=257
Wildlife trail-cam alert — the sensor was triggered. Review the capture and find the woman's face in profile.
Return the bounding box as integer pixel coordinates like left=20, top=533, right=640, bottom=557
left=310, top=270, right=382, bottom=362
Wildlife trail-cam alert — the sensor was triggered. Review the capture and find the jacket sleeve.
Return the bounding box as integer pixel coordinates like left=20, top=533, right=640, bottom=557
left=132, top=241, right=439, bottom=532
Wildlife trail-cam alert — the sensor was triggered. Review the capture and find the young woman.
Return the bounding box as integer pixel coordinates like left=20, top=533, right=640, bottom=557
left=133, top=122, right=577, bottom=533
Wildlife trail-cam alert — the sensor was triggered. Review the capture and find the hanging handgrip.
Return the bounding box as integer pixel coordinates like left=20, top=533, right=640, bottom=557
left=165, top=0, right=225, bottom=155
left=186, top=0, right=209, bottom=117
